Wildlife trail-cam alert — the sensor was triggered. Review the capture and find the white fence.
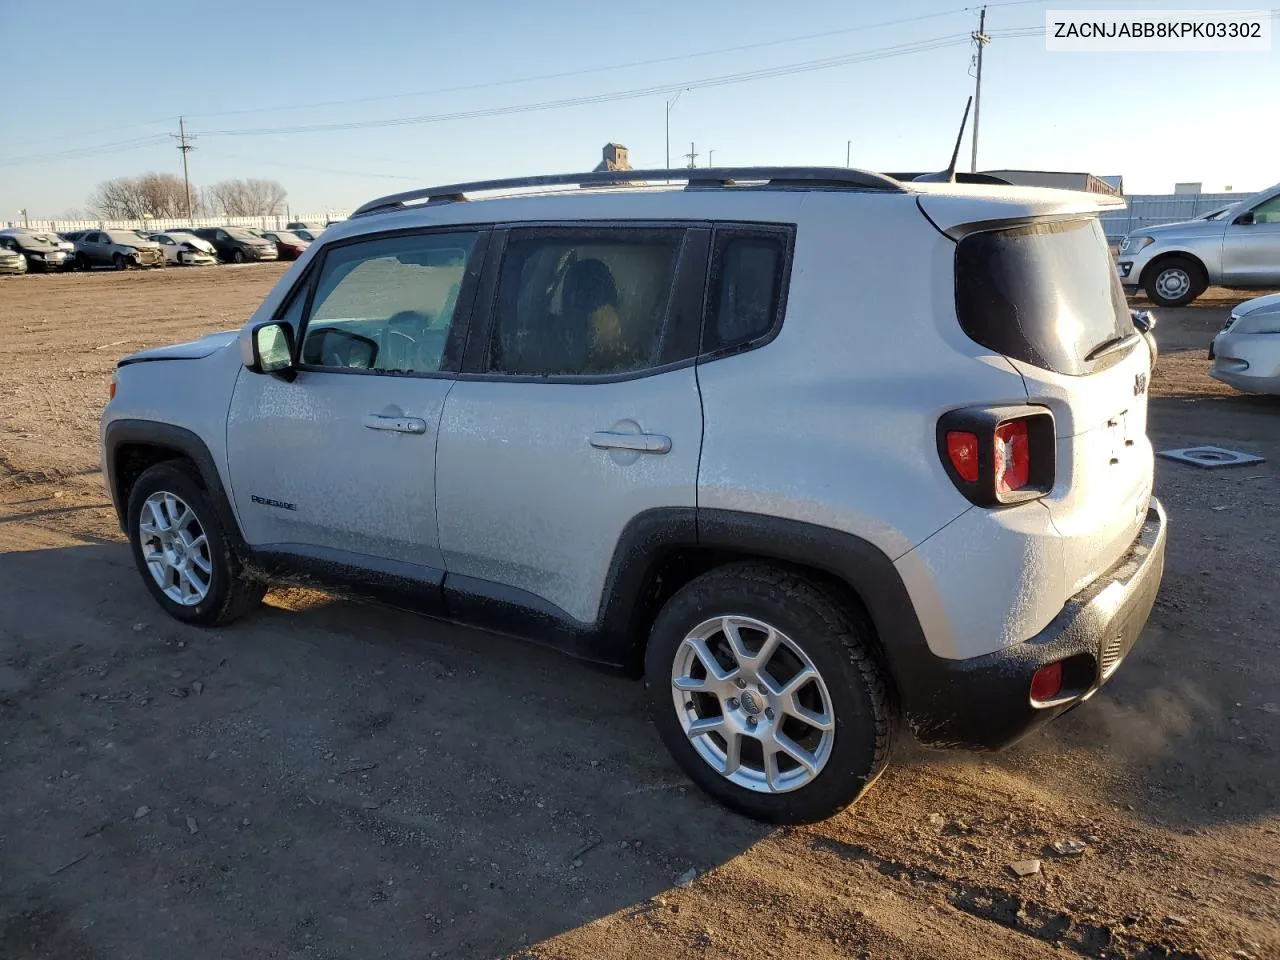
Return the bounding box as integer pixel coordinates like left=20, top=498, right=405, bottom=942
left=1, top=212, right=349, bottom=233
left=1099, top=193, right=1240, bottom=243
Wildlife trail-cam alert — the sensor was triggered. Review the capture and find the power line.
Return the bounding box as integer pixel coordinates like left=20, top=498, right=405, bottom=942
left=182, top=0, right=1054, bottom=123
left=203, top=32, right=986, bottom=139
left=0, top=0, right=1057, bottom=155
left=0, top=134, right=171, bottom=168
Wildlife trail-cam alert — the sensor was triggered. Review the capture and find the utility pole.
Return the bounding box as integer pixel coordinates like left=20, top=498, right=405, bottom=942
left=171, top=117, right=196, bottom=221
left=846, top=140, right=851, bottom=167
left=665, top=90, right=687, bottom=175
left=708, top=149, right=716, bottom=167
left=684, top=142, right=698, bottom=168
left=969, top=6, right=989, bottom=173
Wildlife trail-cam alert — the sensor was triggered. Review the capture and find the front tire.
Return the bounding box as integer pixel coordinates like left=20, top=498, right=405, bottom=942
left=112, top=253, right=127, bottom=271
left=126, top=462, right=265, bottom=626
left=645, top=563, right=893, bottom=823
left=231, top=249, right=245, bottom=264
left=1143, top=255, right=1205, bottom=307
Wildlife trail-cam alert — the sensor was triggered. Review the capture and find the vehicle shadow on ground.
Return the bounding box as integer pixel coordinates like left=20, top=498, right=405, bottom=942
left=0, top=543, right=769, bottom=960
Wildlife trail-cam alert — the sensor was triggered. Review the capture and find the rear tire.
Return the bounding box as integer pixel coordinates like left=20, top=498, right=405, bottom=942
left=126, top=461, right=265, bottom=626
left=645, top=563, right=893, bottom=823
left=1143, top=255, right=1205, bottom=307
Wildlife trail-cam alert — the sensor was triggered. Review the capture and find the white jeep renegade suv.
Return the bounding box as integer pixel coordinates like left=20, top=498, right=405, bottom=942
left=102, top=167, right=1166, bottom=824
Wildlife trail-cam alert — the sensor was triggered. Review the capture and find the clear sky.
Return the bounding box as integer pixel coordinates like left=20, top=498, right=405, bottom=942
left=1, top=0, right=1276, bottom=218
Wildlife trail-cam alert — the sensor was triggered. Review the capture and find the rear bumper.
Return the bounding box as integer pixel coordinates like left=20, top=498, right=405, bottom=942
left=903, top=498, right=1167, bottom=750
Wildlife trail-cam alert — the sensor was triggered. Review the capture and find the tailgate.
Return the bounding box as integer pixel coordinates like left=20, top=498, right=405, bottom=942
left=951, top=214, right=1155, bottom=602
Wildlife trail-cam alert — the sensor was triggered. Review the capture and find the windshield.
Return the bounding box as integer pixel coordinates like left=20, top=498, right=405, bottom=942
left=955, top=218, right=1132, bottom=376
left=226, top=228, right=262, bottom=242
left=107, top=231, right=147, bottom=244
left=272, top=231, right=305, bottom=244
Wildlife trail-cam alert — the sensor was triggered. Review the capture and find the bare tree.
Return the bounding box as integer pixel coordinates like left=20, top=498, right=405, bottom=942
left=206, top=178, right=287, bottom=216
left=89, top=173, right=194, bottom=219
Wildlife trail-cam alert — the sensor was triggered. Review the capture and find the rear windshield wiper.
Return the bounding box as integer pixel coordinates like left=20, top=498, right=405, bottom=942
left=1084, top=332, right=1140, bottom=362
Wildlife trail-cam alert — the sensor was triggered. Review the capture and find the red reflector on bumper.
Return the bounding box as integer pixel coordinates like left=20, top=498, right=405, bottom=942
left=1030, top=661, right=1064, bottom=702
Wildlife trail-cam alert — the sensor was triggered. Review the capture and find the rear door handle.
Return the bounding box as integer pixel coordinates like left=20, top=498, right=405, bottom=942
left=589, top=430, right=671, bottom=454
left=363, top=414, right=427, bottom=434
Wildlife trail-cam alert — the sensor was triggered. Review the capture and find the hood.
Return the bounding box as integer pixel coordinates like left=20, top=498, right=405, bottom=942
left=177, top=235, right=216, bottom=253
left=1130, top=217, right=1231, bottom=240
left=3, top=232, right=62, bottom=250
left=1232, top=292, right=1280, bottom=318
left=118, top=330, right=239, bottom=366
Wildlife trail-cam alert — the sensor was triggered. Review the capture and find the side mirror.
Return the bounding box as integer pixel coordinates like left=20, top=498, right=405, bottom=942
left=248, top=322, right=296, bottom=380
left=1233, top=211, right=1255, bottom=226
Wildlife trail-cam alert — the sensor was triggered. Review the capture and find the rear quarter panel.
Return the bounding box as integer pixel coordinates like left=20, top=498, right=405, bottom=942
left=696, top=193, right=1029, bottom=562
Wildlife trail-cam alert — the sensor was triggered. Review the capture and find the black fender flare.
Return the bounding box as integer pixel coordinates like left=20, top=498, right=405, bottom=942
left=102, top=419, right=246, bottom=554
left=594, top=508, right=934, bottom=701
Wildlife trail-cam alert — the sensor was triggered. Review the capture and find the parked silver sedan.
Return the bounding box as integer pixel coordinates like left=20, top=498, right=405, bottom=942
left=1117, top=182, right=1280, bottom=307
left=1209, top=293, right=1280, bottom=394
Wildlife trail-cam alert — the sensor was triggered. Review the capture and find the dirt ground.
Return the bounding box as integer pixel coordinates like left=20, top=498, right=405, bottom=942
left=1, top=266, right=1277, bottom=960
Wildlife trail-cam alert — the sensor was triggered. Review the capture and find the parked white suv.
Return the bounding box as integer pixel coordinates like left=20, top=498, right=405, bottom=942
left=101, top=167, right=1166, bottom=823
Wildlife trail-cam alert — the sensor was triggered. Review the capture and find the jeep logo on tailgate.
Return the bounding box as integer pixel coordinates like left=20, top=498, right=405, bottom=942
left=1134, top=372, right=1148, bottom=396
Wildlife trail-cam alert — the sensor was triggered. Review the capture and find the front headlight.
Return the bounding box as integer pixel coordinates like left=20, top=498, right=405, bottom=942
left=1230, top=311, right=1280, bottom=335
left=1120, top=236, right=1154, bottom=254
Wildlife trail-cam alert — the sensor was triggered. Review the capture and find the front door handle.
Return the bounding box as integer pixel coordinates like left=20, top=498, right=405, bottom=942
left=363, top=414, right=427, bottom=435
left=589, top=430, right=671, bottom=454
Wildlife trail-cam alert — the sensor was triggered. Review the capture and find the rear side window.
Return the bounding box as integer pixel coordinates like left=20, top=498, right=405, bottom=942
left=487, top=229, right=683, bottom=376
left=955, top=218, right=1131, bottom=376
left=704, top=230, right=787, bottom=353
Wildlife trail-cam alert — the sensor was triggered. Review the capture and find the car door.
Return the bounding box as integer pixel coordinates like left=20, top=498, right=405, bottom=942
left=435, top=224, right=708, bottom=632
left=1221, top=192, right=1280, bottom=285
left=80, top=232, right=105, bottom=264
left=224, top=227, right=489, bottom=602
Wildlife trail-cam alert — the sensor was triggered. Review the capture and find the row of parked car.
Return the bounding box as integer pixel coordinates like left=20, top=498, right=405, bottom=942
left=0, top=222, right=333, bottom=274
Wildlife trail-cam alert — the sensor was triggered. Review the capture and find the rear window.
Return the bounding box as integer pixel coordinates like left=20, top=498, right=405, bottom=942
left=955, top=218, right=1131, bottom=376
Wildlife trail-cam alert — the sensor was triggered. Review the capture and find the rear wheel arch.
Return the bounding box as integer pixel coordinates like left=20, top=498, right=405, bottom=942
left=599, top=509, right=922, bottom=696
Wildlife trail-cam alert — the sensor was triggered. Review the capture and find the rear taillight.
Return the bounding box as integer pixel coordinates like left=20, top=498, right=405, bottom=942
left=994, top=419, right=1030, bottom=493
left=937, top=406, right=1055, bottom=507
left=945, top=431, right=980, bottom=483
left=109, top=378, right=117, bottom=400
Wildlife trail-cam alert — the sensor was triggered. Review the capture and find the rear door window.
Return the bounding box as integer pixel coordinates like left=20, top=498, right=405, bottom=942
left=486, top=228, right=686, bottom=377
left=955, top=218, right=1132, bottom=376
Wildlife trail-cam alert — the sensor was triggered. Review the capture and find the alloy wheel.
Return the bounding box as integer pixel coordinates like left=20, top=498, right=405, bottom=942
left=670, top=615, right=836, bottom=794
left=138, top=491, right=212, bottom=606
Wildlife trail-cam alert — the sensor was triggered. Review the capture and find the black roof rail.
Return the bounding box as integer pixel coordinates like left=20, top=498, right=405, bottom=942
left=350, top=166, right=907, bottom=218
left=885, top=171, right=1014, bottom=186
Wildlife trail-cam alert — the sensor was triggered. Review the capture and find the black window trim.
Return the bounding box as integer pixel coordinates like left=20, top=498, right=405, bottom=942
left=697, top=221, right=796, bottom=364
left=285, top=223, right=493, bottom=380
left=457, top=218, right=714, bottom=385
